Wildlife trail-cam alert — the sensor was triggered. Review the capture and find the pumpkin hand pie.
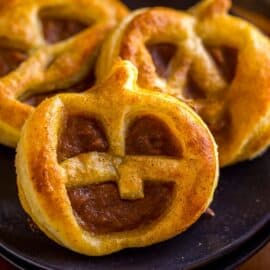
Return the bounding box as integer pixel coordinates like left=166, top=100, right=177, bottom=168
left=97, top=0, right=270, bottom=167
left=0, top=0, right=128, bottom=147
left=16, top=60, right=218, bottom=256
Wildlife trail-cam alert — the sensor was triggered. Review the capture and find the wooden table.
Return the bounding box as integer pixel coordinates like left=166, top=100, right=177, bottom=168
left=238, top=243, right=270, bottom=270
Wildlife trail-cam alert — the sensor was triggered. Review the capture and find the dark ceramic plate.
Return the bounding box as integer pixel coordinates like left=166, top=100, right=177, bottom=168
left=1, top=219, right=269, bottom=270
left=1, top=1, right=270, bottom=269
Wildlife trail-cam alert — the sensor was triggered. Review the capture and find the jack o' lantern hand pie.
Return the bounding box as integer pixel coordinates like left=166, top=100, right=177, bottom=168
left=97, top=0, right=270, bottom=167
left=0, top=0, right=128, bottom=148
left=16, top=60, right=218, bottom=256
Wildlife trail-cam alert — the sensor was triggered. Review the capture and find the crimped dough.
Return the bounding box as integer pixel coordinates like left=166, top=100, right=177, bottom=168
left=16, top=60, right=218, bottom=256
left=96, top=0, right=270, bottom=167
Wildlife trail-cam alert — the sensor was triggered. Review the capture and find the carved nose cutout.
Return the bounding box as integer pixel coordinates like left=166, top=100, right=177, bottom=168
left=147, top=43, right=177, bottom=78
left=57, top=114, right=109, bottom=162
left=126, top=115, right=182, bottom=157
left=0, top=47, right=27, bottom=77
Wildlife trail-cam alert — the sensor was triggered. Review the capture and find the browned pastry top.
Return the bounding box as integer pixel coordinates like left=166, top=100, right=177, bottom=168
left=16, top=60, right=218, bottom=255
left=0, top=0, right=128, bottom=147
left=96, top=0, right=270, bottom=166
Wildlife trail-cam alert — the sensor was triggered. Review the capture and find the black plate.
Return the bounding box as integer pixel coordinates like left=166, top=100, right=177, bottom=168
left=1, top=220, right=269, bottom=270
left=0, top=146, right=270, bottom=269
left=1, top=1, right=270, bottom=269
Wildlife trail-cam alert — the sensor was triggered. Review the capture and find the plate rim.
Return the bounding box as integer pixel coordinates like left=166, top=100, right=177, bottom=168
left=0, top=1, right=270, bottom=268
left=0, top=213, right=269, bottom=270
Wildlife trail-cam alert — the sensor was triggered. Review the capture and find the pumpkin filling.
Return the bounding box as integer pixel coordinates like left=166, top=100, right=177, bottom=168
left=68, top=181, right=174, bottom=234
left=22, top=70, right=95, bottom=107
left=41, top=17, right=88, bottom=44
left=147, top=43, right=177, bottom=78
left=126, top=115, right=182, bottom=157
left=201, top=47, right=237, bottom=134
left=209, top=111, right=232, bottom=146
left=207, top=46, right=238, bottom=83
left=60, top=115, right=176, bottom=234
left=0, top=48, right=27, bottom=77
left=57, top=114, right=108, bottom=162
left=183, top=76, right=206, bottom=99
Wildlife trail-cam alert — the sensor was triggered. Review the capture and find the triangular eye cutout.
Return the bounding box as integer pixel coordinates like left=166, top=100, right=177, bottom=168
left=126, top=115, right=182, bottom=157
left=0, top=47, right=27, bottom=77
left=147, top=43, right=177, bottom=78
left=40, top=11, right=88, bottom=44
left=57, top=114, right=108, bottom=162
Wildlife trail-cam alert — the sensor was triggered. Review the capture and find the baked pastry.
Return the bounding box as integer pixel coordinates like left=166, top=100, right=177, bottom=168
left=96, top=0, right=270, bottom=167
left=0, top=0, right=128, bottom=147
left=16, top=60, right=218, bottom=256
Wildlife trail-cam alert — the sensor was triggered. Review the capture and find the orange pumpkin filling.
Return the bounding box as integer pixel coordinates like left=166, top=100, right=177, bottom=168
left=147, top=43, right=177, bottom=78
left=0, top=48, right=27, bottom=77
left=41, top=17, right=88, bottom=44
left=60, top=115, right=176, bottom=234
left=57, top=115, right=108, bottom=162
left=68, top=181, right=173, bottom=234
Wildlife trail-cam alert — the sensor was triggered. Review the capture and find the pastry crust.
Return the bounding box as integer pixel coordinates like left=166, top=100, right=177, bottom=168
left=16, top=60, right=218, bottom=256
left=96, top=0, right=270, bottom=167
left=0, top=0, right=128, bottom=147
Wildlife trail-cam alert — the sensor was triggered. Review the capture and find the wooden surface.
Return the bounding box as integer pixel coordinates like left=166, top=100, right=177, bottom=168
left=238, top=243, right=270, bottom=270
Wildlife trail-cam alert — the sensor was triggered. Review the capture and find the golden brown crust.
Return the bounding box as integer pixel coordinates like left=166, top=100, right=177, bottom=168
left=0, top=0, right=128, bottom=147
left=97, top=0, right=270, bottom=166
left=16, top=60, right=218, bottom=255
